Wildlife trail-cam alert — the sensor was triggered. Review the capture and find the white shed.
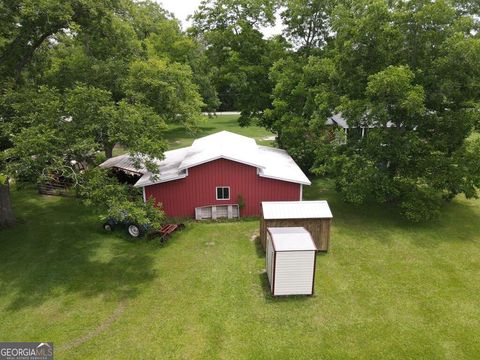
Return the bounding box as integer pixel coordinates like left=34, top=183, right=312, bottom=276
left=266, top=227, right=317, bottom=296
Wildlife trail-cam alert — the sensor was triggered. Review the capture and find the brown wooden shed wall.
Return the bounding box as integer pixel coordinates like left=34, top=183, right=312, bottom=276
left=260, top=217, right=331, bottom=252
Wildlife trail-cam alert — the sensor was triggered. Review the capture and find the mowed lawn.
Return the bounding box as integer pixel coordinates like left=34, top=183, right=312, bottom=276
left=164, top=114, right=275, bottom=149
left=0, top=180, right=479, bottom=359
left=113, top=114, right=275, bottom=156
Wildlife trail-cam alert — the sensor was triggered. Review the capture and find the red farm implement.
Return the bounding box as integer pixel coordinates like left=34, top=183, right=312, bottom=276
left=148, top=223, right=185, bottom=242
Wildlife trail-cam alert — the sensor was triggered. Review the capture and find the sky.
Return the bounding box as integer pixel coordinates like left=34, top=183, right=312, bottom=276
left=155, top=0, right=284, bottom=37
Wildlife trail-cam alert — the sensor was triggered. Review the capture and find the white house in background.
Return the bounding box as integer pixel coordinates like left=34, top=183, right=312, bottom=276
left=326, top=113, right=395, bottom=140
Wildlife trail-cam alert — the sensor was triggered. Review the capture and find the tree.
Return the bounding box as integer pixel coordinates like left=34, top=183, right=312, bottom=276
left=40, top=0, right=219, bottom=111
left=0, top=0, right=120, bottom=84
left=267, top=0, right=480, bottom=221
left=0, top=1, right=103, bottom=226
left=79, top=168, right=164, bottom=230
left=0, top=175, right=15, bottom=227
left=280, top=0, right=332, bottom=52
left=264, top=55, right=338, bottom=169
left=192, top=0, right=277, bottom=33
left=124, top=58, right=204, bottom=130
left=0, top=0, right=208, bottom=226
left=190, top=0, right=287, bottom=124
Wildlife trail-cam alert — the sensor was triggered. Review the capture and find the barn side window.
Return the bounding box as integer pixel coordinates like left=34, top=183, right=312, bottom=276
left=216, top=186, right=230, bottom=200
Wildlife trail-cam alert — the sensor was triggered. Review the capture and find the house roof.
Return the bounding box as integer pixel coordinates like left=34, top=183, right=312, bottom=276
left=326, top=112, right=395, bottom=129
left=268, top=227, right=317, bottom=251
left=100, top=131, right=311, bottom=187
left=99, top=154, right=147, bottom=175
left=262, top=200, right=333, bottom=220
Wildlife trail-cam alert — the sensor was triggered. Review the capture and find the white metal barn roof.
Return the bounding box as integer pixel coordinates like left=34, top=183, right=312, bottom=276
left=262, top=201, right=333, bottom=220
left=268, top=227, right=317, bottom=251
left=100, top=131, right=311, bottom=187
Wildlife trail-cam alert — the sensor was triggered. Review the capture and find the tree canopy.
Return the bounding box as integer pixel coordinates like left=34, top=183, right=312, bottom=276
left=264, top=0, right=480, bottom=221
left=190, top=0, right=288, bottom=124
left=1, top=0, right=479, bottom=224
left=0, top=0, right=216, bottom=227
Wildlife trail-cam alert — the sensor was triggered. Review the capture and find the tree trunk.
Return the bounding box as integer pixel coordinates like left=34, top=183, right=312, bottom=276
left=104, top=144, right=114, bottom=159
left=0, top=178, right=16, bottom=228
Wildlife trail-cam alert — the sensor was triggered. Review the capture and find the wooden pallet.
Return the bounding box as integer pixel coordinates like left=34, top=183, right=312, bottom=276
left=38, top=182, right=68, bottom=196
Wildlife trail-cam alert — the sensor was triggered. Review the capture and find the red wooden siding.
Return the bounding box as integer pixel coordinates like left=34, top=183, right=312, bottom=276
left=144, top=158, right=301, bottom=217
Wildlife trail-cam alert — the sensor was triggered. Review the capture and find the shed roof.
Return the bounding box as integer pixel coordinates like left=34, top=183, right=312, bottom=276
left=262, top=201, right=333, bottom=220
left=100, top=131, right=311, bottom=187
left=268, top=227, right=317, bottom=251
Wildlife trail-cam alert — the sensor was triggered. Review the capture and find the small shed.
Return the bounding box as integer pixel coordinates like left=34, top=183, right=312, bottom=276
left=260, top=201, right=333, bottom=252
left=266, top=227, right=317, bottom=296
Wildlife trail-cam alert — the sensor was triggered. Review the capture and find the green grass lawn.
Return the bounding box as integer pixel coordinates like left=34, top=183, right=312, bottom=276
left=164, top=114, right=275, bottom=149
left=1, top=182, right=479, bottom=359
left=112, top=114, right=274, bottom=156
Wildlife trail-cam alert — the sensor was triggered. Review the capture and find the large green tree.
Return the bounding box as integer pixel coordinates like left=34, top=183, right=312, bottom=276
left=266, top=0, right=480, bottom=221
left=191, top=0, right=287, bottom=124
left=280, top=0, right=332, bottom=53
left=0, top=0, right=121, bottom=84
left=0, top=0, right=210, bottom=227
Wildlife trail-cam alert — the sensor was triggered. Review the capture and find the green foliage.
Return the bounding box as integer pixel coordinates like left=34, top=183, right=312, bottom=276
left=267, top=0, right=480, bottom=221
left=192, top=0, right=277, bottom=33
left=264, top=55, right=338, bottom=169
left=237, top=194, right=245, bottom=209
left=124, top=58, right=204, bottom=130
left=65, top=84, right=167, bottom=163
left=0, top=0, right=216, bottom=223
left=0, top=85, right=78, bottom=183
left=280, top=0, right=332, bottom=52
left=191, top=0, right=287, bottom=119
left=1, top=83, right=167, bottom=182
left=0, top=0, right=120, bottom=82
left=366, top=65, right=426, bottom=126
left=79, top=168, right=164, bottom=229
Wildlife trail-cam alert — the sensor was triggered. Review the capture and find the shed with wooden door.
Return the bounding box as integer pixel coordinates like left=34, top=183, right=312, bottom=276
left=260, top=201, right=333, bottom=252
left=266, top=227, right=317, bottom=296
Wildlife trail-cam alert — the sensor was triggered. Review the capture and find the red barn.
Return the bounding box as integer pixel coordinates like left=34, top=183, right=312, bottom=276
left=101, top=131, right=311, bottom=219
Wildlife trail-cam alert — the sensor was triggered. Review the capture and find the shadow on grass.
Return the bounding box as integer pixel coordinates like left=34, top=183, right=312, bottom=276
left=0, top=190, right=159, bottom=311
left=253, top=236, right=264, bottom=259
left=304, top=178, right=480, bottom=249
left=258, top=273, right=311, bottom=304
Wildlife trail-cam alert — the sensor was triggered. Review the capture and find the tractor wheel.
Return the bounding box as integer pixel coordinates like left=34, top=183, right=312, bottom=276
left=103, top=222, right=114, bottom=232
left=128, top=224, right=142, bottom=238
